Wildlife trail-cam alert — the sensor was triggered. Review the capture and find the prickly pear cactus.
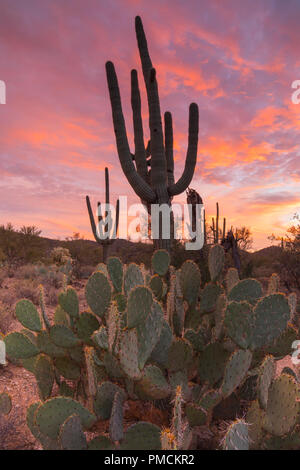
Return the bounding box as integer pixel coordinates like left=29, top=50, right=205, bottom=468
left=4, top=246, right=299, bottom=450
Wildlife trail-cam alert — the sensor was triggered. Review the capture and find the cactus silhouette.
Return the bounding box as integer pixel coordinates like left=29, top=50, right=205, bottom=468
left=86, top=167, right=119, bottom=262
left=105, top=16, right=199, bottom=251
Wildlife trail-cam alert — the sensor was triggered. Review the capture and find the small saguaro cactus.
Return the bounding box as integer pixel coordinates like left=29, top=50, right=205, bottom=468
left=86, top=167, right=119, bottom=262
left=211, top=202, right=226, bottom=244
left=105, top=16, right=199, bottom=251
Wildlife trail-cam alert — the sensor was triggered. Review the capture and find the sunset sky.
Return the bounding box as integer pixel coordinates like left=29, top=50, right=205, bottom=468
left=0, top=0, right=299, bottom=249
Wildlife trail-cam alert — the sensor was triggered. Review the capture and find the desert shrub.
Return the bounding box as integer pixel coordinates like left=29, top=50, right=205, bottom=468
left=75, top=265, right=95, bottom=280
left=269, top=214, right=300, bottom=290
left=62, top=239, right=102, bottom=266
left=0, top=224, right=46, bottom=263
left=35, top=265, right=65, bottom=289
left=17, top=280, right=39, bottom=304
left=50, top=247, right=72, bottom=265
left=14, top=264, right=37, bottom=280
left=45, top=286, right=58, bottom=306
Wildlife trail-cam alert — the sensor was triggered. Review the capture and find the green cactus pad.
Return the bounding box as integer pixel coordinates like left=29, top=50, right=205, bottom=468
left=22, top=355, right=39, bottom=374
left=60, top=414, right=87, bottom=450
left=103, top=351, right=124, bottom=379
left=258, top=355, right=276, bottom=410
left=135, top=365, right=170, bottom=400
left=54, top=306, right=70, bottom=327
left=95, top=262, right=108, bottom=276
left=263, top=374, right=298, bottom=436
left=263, top=430, right=300, bottom=450
left=198, top=343, right=230, bottom=386
left=208, top=244, right=225, bottom=281
left=200, top=282, right=223, bottom=314
left=167, top=338, right=193, bottom=372
left=124, top=263, right=144, bottom=296
left=58, top=287, right=79, bottom=319
left=20, top=328, right=37, bottom=344
left=4, top=332, right=39, bottom=359
left=120, top=422, right=161, bottom=450
left=180, top=260, right=201, bottom=305
left=250, top=293, right=291, bottom=350
left=107, top=257, right=123, bottom=293
left=109, top=392, right=124, bottom=443
left=212, top=293, right=227, bottom=341
left=36, top=331, right=66, bottom=358
left=69, top=344, right=84, bottom=364
left=0, top=392, right=12, bottom=415
left=151, top=249, right=170, bottom=276
left=222, top=419, right=249, bottom=450
left=75, top=312, right=99, bottom=343
left=149, top=274, right=164, bottom=300
left=225, top=301, right=254, bottom=349
left=150, top=320, right=172, bottom=367
left=265, top=324, right=298, bottom=357
left=93, top=326, right=109, bottom=350
left=85, top=271, right=111, bottom=318
left=127, top=286, right=153, bottom=328
left=35, top=397, right=96, bottom=440
left=15, top=299, right=42, bottom=332
left=185, top=403, right=207, bottom=427
left=27, top=401, right=61, bottom=450
left=184, top=326, right=210, bottom=353
left=50, top=325, right=80, bottom=349
left=93, top=381, right=126, bottom=419
left=26, top=401, right=42, bottom=439
left=34, top=354, right=54, bottom=400
left=88, top=435, right=114, bottom=450
left=119, top=329, right=141, bottom=379
left=246, top=400, right=265, bottom=448
left=221, top=349, right=252, bottom=398
left=55, top=357, right=81, bottom=380
left=137, top=300, right=163, bottom=370
left=228, top=279, right=263, bottom=304
left=225, top=268, right=239, bottom=293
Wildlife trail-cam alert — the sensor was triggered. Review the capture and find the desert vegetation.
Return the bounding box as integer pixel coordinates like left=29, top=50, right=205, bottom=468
left=0, top=242, right=299, bottom=450
left=0, top=14, right=299, bottom=452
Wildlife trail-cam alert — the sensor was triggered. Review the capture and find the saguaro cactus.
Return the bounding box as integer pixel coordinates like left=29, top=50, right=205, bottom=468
left=211, top=202, right=226, bottom=244
left=86, top=167, right=119, bottom=262
left=105, top=16, right=199, bottom=251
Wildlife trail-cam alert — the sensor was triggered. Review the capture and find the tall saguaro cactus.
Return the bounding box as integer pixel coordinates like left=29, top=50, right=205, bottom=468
left=86, top=167, right=119, bottom=262
left=105, top=16, right=199, bottom=251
